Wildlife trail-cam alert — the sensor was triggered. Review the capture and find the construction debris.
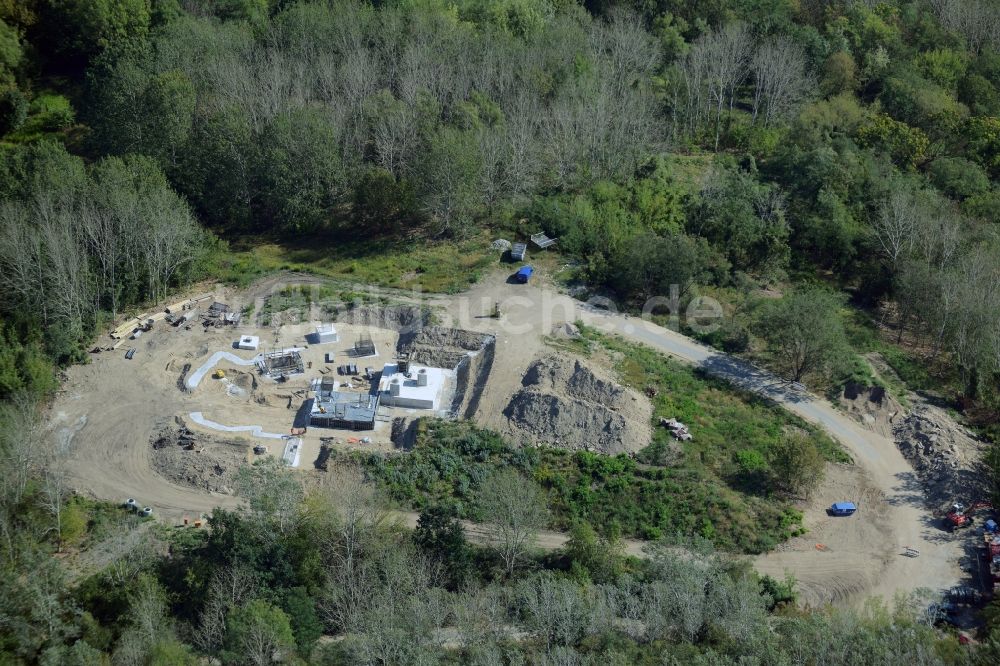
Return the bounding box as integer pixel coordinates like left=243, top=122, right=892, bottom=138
left=150, top=425, right=244, bottom=494
left=530, top=232, right=557, bottom=249
left=893, top=401, right=990, bottom=505
left=660, top=417, right=692, bottom=441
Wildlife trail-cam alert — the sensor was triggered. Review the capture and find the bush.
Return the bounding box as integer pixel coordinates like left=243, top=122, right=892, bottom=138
left=0, top=88, right=27, bottom=135
left=914, top=48, right=969, bottom=91
left=927, top=157, right=990, bottom=199
left=30, top=94, right=75, bottom=131
left=856, top=113, right=929, bottom=170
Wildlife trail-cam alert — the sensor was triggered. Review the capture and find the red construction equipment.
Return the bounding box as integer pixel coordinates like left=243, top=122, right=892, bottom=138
left=944, top=501, right=993, bottom=531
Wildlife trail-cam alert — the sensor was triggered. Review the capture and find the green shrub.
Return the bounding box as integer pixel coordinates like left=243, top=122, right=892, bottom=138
left=927, top=157, right=990, bottom=199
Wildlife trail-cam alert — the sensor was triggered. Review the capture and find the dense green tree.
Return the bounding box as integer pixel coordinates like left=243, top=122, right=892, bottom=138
left=965, top=116, right=1000, bottom=177
left=0, top=17, right=21, bottom=87
left=562, top=520, right=624, bottom=583
left=258, top=108, right=345, bottom=233
left=856, top=112, right=929, bottom=170
left=768, top=432, right=824, bottom=497
left=686, top=164, right=790, bottom=275
left=914, top=48, right=969, bottom=91
left=44, top=0, right=151, bottom=63
left=928, top=157, right=991, bottom=200
left=416, top=127, right=481, bottom=235
left=0, top=87, right=26, bottom=135
left=754, top=289, right=848, bottom=382
left=221, top=599, right=295, bottom=666
left=280, top=587, right=322, bottom=658
left=820, top=51, right=857, bottom=96
left=958, top=73, right=1000, bottom=116
left=413, top=503, right=472, bottom=590
left=351, top=167, right=417, bottom=233
left=609, top=231, right=707, bottom=301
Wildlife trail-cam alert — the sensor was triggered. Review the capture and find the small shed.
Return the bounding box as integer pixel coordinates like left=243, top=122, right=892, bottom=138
left=511, top=243, right=527, bottom=261
left=238, top=335, right=260, bottom=351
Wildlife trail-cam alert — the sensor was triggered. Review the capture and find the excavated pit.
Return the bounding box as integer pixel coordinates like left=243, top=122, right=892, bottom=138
left=397, top=326, right=496, bottom=418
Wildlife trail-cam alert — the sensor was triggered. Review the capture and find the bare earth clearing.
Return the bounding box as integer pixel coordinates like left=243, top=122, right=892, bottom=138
left=50, top=270, right=970, bottom=607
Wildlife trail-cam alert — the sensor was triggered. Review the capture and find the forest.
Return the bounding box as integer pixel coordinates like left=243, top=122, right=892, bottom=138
left=1, top=0, right=1000, bottom=662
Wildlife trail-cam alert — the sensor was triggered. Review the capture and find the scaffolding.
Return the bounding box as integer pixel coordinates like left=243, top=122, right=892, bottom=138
left=257, top=348, right=305, bottom=379
left=353, top=334, right=376, bottom=358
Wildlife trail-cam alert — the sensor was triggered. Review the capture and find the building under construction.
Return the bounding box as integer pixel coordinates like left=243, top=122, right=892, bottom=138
left=309, top=378, right=378, bottom=430
left=257, top=348, right=304, bottom=379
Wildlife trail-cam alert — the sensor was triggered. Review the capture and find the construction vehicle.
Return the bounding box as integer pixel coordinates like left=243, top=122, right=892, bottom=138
left=944, top=501, right=993, bottom=531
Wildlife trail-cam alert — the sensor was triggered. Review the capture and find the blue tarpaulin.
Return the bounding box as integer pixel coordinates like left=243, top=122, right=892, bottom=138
left=831, top=502, right=857, bottom=515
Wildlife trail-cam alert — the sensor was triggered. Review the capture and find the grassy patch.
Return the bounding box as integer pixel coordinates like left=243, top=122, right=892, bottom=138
left=216, top=233, right=496, bottom=294
left=578, top=326, right=848, bottom=467
left=357, top=419, right=804, bottom=554
left=257, top=284, right=343, bottom=326
left=841, top=307, right=945, bottom=396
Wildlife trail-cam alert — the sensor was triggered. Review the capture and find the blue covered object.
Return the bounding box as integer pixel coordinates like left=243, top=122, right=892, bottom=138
left=986, top=519, right=998, bottom=533
left=515, top=265, right=534, bottom=283
left=830, top=502, right=857, bottom=516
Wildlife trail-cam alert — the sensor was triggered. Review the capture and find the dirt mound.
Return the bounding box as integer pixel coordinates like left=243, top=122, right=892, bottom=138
left=550, top=322, right=581, bottom=339
left=150, top=425, right=247, bottom=495
left=501, top=355, right=651, bottom=455
left=839, top=383, right=904, bottom=438
left=893, top=402, right=990, bottom=506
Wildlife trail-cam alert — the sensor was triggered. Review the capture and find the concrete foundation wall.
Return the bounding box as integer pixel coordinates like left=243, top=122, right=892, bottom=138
left=381, top=395, right=435, bottom=410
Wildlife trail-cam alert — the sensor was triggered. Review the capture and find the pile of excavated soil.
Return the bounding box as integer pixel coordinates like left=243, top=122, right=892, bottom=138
left=838, top=383, right=904, bottom=438
left=150, top=424, right=248, bottom=495
left=501, top=355, right=651, bottom=455
left=893, top=401, right=990, bottom=506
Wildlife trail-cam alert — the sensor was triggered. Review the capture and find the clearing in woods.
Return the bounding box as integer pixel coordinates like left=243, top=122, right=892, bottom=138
left=50, top=270, right=965, bottom=608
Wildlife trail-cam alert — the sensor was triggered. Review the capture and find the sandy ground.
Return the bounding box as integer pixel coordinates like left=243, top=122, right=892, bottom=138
left=52, top=284, right=429, bottom=519
left=50, top=269, right=969, bottom=608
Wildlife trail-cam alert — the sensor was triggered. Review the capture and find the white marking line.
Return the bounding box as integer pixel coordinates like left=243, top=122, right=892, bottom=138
left=186, top=351, right=262, bottom=390
left=188, top=411, right=287, bottom=439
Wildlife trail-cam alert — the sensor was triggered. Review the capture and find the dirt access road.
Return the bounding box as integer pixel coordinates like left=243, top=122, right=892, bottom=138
left=422, top=275, right=964, bottom=608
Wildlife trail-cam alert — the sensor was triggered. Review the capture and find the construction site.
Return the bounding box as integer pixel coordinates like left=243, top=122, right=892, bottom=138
left=49, top=271, right=997, bottom=615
